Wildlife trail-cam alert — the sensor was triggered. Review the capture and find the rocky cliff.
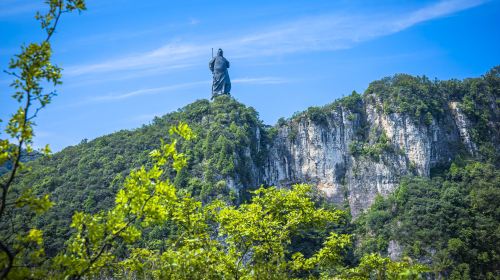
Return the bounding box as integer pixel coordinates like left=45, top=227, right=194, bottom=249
left=260, top=71, right=498, bottom=217
left=262, top=96, right=474, bottom=217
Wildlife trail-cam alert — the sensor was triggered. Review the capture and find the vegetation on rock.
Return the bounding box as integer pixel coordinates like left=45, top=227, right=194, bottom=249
left=355, top=160, right=499, bottom=279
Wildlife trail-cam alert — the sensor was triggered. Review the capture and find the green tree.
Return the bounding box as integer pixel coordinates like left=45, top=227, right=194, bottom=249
left=0, top=1, right=86, bottom=278
left=341, top=253, right=427, bottom=280
left=355, top=161, right=499, bottom=279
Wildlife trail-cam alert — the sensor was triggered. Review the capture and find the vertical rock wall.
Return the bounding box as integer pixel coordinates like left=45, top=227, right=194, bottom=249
left=261, top=97, right=476, bottom=217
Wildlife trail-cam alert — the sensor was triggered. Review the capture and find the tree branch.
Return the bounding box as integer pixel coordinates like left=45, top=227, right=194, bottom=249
left=0, top=240, right=14, bottom=279
left=72, top=190, right=157, bottom=280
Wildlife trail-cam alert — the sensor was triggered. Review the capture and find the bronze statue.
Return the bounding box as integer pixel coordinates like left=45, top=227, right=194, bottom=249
left=209, top=48, right=231, bottom=99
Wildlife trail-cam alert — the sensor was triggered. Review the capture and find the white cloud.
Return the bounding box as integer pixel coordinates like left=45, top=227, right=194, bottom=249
left=189, top=18, right=200, bottom=25
left=66, top=43, right=207, bottom=76
left=86, top=76, right=288, bottom=103
left=66, top=0, right=486, bottom=78
left=0, top=1, right=42, bottom=18
left=90, top=80, right=210, bottom=101
left=34, top=130, right=52, bottom=138
left=233, top=77, right=289, bottom=85
left=394, top=0, right=486, bottom=31
left=64, top=63, right=195, bottom=88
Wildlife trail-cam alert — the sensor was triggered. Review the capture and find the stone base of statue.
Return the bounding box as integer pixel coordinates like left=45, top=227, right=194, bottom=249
left=211, top=92, right=231, bottom=100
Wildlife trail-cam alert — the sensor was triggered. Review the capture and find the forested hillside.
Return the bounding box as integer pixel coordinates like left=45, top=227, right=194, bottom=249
left=3, top=67, right=499, bottom=278
left=356, top=161, right=499, bottom=279
left=8, top=96, right=270, bottom=255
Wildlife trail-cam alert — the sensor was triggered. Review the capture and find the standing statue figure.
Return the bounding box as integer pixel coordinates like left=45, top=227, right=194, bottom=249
left=209, top=48, right=231, bottom=99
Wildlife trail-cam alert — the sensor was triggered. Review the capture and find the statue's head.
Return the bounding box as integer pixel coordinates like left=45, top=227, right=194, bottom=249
left=217, top=48, right=223, bottom=56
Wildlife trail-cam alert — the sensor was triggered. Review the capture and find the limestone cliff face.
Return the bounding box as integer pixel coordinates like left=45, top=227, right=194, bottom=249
left=261, top=96, right=477, bottom=217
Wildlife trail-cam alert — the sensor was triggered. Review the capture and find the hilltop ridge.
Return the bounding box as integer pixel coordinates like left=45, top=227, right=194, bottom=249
left=7, top=68, right=499, bottom=269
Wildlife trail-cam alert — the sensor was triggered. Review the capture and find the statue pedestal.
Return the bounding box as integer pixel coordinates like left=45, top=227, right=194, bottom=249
left=211, top=92, right=231, bottom=100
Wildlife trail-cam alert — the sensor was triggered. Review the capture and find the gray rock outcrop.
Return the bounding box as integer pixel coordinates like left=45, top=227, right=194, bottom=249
left=260, top=96, right=478, bottom=217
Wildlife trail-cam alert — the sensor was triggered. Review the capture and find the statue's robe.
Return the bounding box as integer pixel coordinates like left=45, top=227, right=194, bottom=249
left=209, top=55, right=231, bottom=96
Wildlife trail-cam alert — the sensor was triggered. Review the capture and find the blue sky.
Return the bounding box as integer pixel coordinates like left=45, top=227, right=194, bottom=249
left=1, top=0, right=499, bottom=151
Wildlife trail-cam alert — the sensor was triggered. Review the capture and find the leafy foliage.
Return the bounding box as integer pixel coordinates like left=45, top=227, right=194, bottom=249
left=51, top=122, right=196, bottom=279
left=455, top=67, right=500, bottom=163
left=47, top=124, right=421, bottom=279
left=3, top=96, right=271, bottom=258
left=4, top=110, right=424, bottom=280
left=341, top=253, right=427, bottom=280
left=290, top=91, right=363, bottom=125
left=356, top=161, right=499, bottom=279
left=365, top=74, right=445, bottom=123
left=349, top=131, right=394, bottom=161
left=0, top=1, right=86, bottom=278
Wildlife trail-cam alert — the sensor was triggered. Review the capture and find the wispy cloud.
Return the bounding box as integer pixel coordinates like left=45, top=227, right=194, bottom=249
left=66, top=0, right=485, bottom=78
left=0, top=1, right=42, bottom=18
left=189, top=18, right=200, bottom=25
left=233, top=77, right=289, bottom=85
left=34, top=130, right=52, bottom=138
left=393, top=0, right=486, bottom=31
left=64, top=63, right=196, bottom=89
left=66, top=43, right=207, bottom=76
left=87, top=76, right=288, bottom=103
left=90, top=80, right=209, bottom=102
